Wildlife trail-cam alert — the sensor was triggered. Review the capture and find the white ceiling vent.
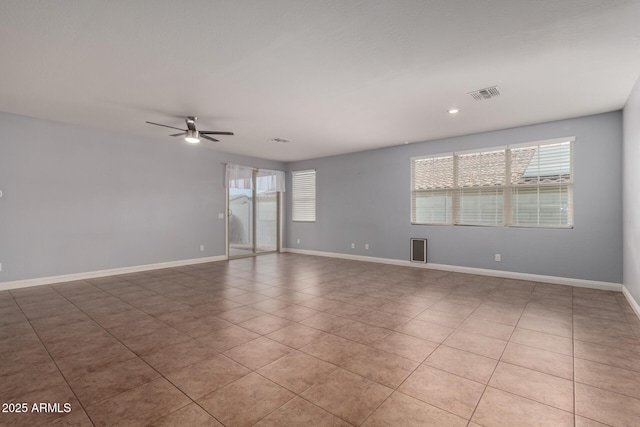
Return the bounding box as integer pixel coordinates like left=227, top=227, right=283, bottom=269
left=468, top=86, right=501, bottom=101
left=268, top=137, right=291, bottom=144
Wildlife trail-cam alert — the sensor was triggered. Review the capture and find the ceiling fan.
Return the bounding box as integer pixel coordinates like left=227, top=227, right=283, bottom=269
left=146, top=116, right=234, bottom=143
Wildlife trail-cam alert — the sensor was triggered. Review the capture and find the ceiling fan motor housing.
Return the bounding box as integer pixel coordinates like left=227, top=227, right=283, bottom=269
left=185, top=129, right=200, bottom=143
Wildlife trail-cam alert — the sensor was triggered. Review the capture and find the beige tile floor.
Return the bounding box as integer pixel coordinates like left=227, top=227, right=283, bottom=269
left=1, top=253, right=639, bottom=426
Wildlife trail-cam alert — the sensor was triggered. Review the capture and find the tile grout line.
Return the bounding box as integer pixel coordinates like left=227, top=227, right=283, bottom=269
left=124, top=271, right=239, bottom=426
left=11, top=286, right=96, bottom=427
left=140, top=269, right=349, bottom=426
left=378, top=286, right=491, bottom=426
left=465, top=283, right=525, bottom=426
left=7, top=256, right=637, bottom=426
left=117, top=267, right=247, bottom=426
left=250, top=275, right=463, bottom=425
left=91, top=270, right=247, bottom=426
left=164, top=262, right=636, bottom=422
left=250, top=370, right=348, bottom=426
left=48, top=283, right=203, bottom=426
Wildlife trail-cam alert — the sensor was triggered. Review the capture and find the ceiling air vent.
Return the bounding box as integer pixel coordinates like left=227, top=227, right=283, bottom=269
left=268, top=137, right=291, bottom=144
left=468, top=86, right=501, bottom=101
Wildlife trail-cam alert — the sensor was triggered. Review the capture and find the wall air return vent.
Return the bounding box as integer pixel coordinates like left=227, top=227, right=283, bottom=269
left=468, top=86, right=501, bottom=101
left=410, top=238, right=427, bottom=263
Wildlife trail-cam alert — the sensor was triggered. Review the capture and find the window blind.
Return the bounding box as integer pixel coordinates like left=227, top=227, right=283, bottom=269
left=510, top=141, right=573, bottom=227
left=292, top=169, right=316, bottom=222
left=411, top=155, right=453, bottom=225
left=456, top=149, right=505, bottom=226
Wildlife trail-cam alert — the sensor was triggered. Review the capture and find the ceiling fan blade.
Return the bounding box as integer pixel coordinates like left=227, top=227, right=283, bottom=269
left=170, top=132, right=185, bottom=137
left=200, top=134, right=220, bottom=142
left=146, top=121, right=186, bottom=132
left=199, top=131, right=234, bottom=135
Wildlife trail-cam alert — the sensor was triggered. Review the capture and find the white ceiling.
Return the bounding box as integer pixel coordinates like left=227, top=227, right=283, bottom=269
left=1, top=1, right=639, bottom=161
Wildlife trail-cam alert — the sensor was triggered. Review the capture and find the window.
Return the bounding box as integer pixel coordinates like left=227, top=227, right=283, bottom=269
left=510, top=141, right=572, bottom=227
left=411, top=137, right=573, bottom=228
left=411, top=155, right=453, bottom=225
left=457, top=149, right=505, bottom=226
left=292, top=169, right=316, bottom=222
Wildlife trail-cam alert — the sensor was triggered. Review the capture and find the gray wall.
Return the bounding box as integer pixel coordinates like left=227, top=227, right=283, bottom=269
left=287, top=112, right=623, bottom=283
left=623, top=76, right=640, bottom=302
left=0, top=110, right=625, bottom=285
left=0, top=112, right=284, bottom=283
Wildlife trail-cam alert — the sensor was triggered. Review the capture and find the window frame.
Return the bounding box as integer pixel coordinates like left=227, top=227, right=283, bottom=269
left=291, top=169, right=317, bottom=223
left=411, top=137, right=574, bottom=229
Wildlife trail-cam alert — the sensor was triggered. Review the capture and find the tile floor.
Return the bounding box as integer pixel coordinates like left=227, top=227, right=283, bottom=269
left=1, top=253, right=639, bottom=426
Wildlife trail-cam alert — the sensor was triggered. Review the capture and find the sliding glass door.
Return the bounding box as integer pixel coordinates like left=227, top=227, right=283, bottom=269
left=228, top=169, right=280, bottom=258
left=228, top=187, right=254, bottom=257
left=256, top=183, right=278, bottom=253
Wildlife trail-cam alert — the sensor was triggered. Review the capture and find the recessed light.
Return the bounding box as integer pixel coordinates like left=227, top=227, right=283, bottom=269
left=448, top=108, right=459, bottom=114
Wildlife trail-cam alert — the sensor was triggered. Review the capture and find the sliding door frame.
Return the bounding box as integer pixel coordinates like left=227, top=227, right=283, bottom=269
left=226, top=171, right=281, bottom=259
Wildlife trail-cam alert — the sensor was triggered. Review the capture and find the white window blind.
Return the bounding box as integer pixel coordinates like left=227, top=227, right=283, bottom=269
left=292, top=169, right=316, bottom=222
left=411, top=155, right=453, bottom=225
left=457, top=149, right=505, bottom=226
left=411, top=137, right=574, bottom=228
left=510, top=141, right=573, bottom=227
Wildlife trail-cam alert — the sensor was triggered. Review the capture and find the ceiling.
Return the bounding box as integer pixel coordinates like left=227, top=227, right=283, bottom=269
left=1, top=1, right=639, bottom=162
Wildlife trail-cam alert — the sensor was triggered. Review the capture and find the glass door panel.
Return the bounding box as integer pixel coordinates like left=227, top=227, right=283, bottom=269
left=256, top=191, right=278, bottom=253
left=228, top=187, right=254, bottom=257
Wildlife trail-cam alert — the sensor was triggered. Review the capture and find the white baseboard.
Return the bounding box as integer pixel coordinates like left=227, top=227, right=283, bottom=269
left=2, top=249, right=626, bottom=296
left=622, top=285, right=640, bottom=319
left=283, top=248, right=622, bottom=292
left=0, top=256, right=227, bottom=292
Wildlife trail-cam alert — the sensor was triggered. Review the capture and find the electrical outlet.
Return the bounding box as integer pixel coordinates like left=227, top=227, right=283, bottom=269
left=351, top=243, right=355, bottom=249
left=218, top=213, right=224, bottom=219
left=296, top=239, right=300, bottom=244
left=0, top=263, right=2, bottom=272
left=494, top=254, right=501, bottom=262
left=200, top=245, right=205, bottom=252
left=365, top=244, right=369, bottom=250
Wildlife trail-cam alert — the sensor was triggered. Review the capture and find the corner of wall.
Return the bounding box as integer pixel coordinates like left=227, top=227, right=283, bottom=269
left=622, top=72, right=640, bottom=311
left=622, top=285, right=640, bottom=321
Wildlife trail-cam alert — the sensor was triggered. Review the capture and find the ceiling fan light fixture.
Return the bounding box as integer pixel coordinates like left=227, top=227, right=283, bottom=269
left=185, top=129, right=200, bottom=143
left=146, top=117, right=232, bottom=144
